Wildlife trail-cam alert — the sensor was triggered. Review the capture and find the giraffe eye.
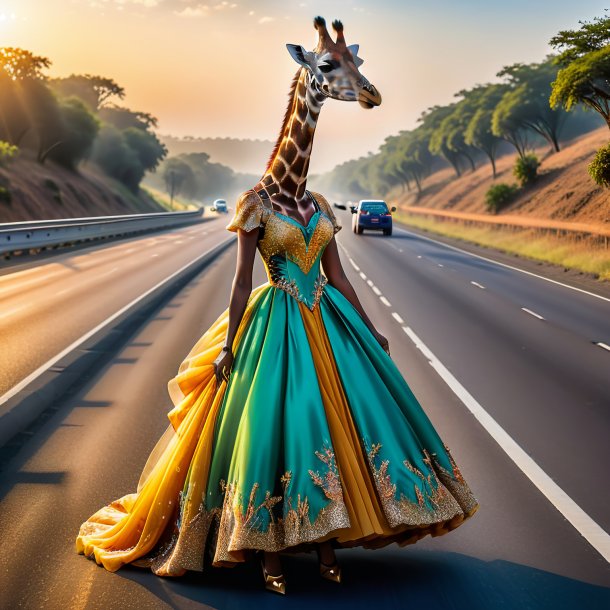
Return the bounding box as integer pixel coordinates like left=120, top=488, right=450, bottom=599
left=318, top=62, right=334, bottom=74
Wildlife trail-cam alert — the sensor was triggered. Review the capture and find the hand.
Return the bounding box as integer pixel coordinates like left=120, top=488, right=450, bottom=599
left=213, top=347, right=234, bottom=385
left=373, top=330, right=390, bottom=356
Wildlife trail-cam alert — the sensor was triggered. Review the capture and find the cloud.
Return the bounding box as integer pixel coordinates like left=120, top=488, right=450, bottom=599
left=174, top=4, right=210, bottom=18
left=173, top=1, right=237, bottom=18
left=258, top=16, right=274, bottom=24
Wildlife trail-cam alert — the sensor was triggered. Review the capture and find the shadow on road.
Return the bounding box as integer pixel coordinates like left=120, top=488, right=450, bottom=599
left=117, top=548, right=610, bottom=610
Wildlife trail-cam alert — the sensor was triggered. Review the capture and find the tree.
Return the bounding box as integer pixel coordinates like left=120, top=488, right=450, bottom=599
left=494, top=60, right=568, bottom=153
left=163, top=158, right=196, bottom=207
left=550, top=12, right=610, bottom=66
left=99, top=105, right=158, bottom=131
left=0, top=47, right=52, bottom=146
left=464, top=84, right=508, bottom=178
left=492, top=90, right=532, bottom=158
left=550, top=46, right=610, bottom=129
left=48, top=96, right=100, bottom=169
left=49, top=75, right=125, bottom=111
left=0, top=47, right=51, bottom=80
left=424, top=104, right=465, bottom=176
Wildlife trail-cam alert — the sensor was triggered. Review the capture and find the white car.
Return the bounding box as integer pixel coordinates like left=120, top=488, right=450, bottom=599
left=211, top=199, right=228, bottom=213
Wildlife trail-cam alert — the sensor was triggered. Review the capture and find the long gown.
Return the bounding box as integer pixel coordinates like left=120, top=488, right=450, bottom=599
left=76, top=189, right=479, bottom=575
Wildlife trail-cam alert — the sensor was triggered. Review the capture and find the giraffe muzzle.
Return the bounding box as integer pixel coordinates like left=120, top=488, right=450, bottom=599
left=358, top=83, right=382, bottom=109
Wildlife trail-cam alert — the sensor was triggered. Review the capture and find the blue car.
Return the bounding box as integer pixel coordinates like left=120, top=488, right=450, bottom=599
left=351, top=200, right=396, bottom=236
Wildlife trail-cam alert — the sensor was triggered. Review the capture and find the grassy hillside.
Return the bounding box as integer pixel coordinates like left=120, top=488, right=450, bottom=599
left=392, top=127, right=609, bottom=227
left=0, top=152, right=166, bottom=223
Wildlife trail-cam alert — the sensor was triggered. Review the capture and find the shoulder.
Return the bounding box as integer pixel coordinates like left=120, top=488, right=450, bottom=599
left=226, top=190, right=268, bottom=233
left=310, top=191, right=342, bottom=234
left=309, top=191, right=331, bottom=211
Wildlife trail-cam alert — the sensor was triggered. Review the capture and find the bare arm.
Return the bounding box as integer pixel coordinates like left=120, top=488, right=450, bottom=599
left=321, top=237, right=390, bottom=354
left=213, top=226, right=259, bottom=383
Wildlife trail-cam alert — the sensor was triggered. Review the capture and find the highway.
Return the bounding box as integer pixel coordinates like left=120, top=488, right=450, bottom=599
left=0, top=218, right=228, bottom=398
left=0, top=209, right=609, bottom=609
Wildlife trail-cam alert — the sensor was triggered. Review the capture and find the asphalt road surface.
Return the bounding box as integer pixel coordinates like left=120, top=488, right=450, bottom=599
left=0, top=216, right=232, bottom=398
left=0, top=211, right=608, bottom=609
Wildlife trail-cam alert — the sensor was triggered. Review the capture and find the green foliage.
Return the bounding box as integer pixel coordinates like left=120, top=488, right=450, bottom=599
left=550, top=12, right=610, bottom=67
left=48, top=96, right=100, bottom=169
left=0, top=141, right=18, bottom=165
left=0, top=47, right=51, bottom=80
left=43, top=178, right=62, bottom=203
left=91, top=122, right=166, bottom=193
left=493, top=60, right=567, bottom=153
left=0, top=186, right=11, bottom=204
left=513, top=154, right=540, bottom=186
left=587, top=143, right=610, bottom=188
left=49, top=75, right=125, bottom=111
left=550, top=46, right=610, bottom=127
left=158, top=152, right=239, bottom=201
left=484, top=183, right=518, bottom=213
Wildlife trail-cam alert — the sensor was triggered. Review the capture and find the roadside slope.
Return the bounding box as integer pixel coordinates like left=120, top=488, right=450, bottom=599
left=0, top=154, right=166, bottom=223
left=393, top=127, right=609, bottom=227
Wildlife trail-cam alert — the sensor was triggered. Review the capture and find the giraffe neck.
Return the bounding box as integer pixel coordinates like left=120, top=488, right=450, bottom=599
left=260, top=69, right=326, bottom=205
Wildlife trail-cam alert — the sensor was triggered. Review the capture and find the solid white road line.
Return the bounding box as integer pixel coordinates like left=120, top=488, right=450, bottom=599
left=0, top=238, right=235, bottom=407
left=402, top=324, right=610, bottom=563
left=471, top=281, right=486, bottom=289
left=342, top=238, right=610, bottom=562
left=521, top=307, right=545, bottom=320
left=396, top=225, right=610, bottom=304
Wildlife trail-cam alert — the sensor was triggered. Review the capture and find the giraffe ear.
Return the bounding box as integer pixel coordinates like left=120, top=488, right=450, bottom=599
left=286, top=44, right=311, bottom=67
left=347, top=44, right=364, bottom=67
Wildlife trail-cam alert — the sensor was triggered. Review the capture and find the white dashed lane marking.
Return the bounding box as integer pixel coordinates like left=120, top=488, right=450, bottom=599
left=342, top=241, right=610, bottom=562
left=521, top=307, right=545, bottom=320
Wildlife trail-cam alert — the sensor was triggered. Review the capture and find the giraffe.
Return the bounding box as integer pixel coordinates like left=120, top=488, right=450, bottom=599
left=254, top=16, right=382, bottom=223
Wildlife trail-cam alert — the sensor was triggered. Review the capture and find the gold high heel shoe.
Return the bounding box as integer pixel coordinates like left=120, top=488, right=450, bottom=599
left=320, top=560, right=342, bottom=583
left=260, top=555, right=286, bottom=595
left=316, top=548, right=342, bottom=583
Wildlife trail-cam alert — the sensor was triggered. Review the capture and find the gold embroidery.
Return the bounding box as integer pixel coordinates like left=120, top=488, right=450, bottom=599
left=149, top=444, right=350, bottom=567
left=365, top=441, right=478, bottom=528
left=269, top=271, right=328, bottom=311
left=258, top=213, right=334, bottom=275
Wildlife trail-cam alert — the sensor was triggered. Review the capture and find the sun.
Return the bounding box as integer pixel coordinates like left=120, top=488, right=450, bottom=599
left=0, top=12, right=17, bottom=25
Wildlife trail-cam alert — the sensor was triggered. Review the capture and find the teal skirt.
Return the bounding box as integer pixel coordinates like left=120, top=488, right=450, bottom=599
left=76, top=282, right=479, bottom=575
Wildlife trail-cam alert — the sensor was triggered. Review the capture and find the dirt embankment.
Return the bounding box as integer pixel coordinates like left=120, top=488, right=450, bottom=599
left=393, top=127, right=609, bottom=227
left=0, top=153, right=164, bottom=223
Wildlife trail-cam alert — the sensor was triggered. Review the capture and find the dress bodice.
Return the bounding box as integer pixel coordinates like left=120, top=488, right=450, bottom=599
left=226, top=189, right=342, bottom=310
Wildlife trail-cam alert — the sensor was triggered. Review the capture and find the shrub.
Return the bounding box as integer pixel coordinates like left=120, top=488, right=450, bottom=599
left=588, top=143, right=610, bottom=188
left=0, top=186, right=11, bottom=203
left=0, top=141, right=18, bottom=166
left=485, top=183, right=518, bottom=214
left=513, top=154, right=540, bottom=187
left=43, top=177, right=62, bottom=204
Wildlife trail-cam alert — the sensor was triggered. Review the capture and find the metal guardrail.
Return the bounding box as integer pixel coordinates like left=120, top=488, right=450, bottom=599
left=0, top=209, right=205, bottom=256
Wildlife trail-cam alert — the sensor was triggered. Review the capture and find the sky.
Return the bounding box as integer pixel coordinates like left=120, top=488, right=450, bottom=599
left=0, top=0, right=607, bottom=173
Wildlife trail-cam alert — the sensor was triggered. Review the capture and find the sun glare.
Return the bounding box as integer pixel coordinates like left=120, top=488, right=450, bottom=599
left=0, top=12, right=17, bottom=25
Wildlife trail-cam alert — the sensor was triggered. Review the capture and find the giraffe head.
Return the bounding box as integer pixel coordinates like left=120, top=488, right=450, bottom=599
left=286, top=16, right=382, bottom=109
